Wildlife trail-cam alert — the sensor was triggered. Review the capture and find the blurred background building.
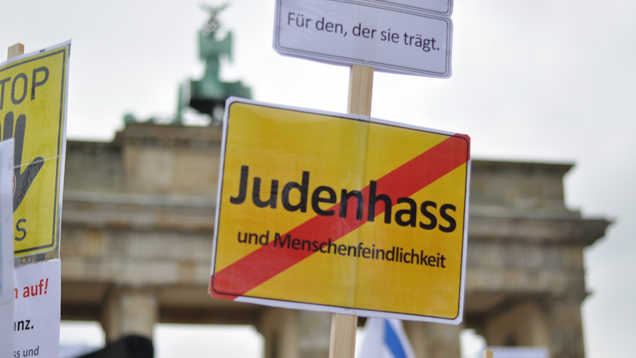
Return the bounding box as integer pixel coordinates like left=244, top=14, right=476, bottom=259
left=60, top=121, right=609, bottom=358
left=57, top=5, right=609, bottom=358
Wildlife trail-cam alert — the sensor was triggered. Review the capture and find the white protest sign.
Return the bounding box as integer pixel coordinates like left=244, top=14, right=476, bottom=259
left=13, top=260, right=61, bottom=358
left=274, top=0, right=452, bottom=78
left=0, top=140, right=15, bottom=358
left=341, top=0, right=453, bottom=17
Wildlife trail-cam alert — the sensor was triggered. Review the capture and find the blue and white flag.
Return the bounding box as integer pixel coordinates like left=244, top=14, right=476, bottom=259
left=358, top=318, right=416, bottom=358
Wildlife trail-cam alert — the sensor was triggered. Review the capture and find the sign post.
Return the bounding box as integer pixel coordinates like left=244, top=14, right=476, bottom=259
left=7, top=44, right=25, bottom=60
left=329, top=64, right=375, bottom=358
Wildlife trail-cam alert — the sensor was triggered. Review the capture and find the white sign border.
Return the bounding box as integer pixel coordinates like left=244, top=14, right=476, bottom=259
left=335, top=0, right=454, bottom=17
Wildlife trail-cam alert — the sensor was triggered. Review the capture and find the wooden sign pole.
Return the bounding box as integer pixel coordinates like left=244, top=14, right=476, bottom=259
left=329, top=313, right=358, bottom=358
left=347, top=65, right=374, bottom=116
left=328, top=64, right=374, bottom=358
left=8, top=43, right=25, bottom=60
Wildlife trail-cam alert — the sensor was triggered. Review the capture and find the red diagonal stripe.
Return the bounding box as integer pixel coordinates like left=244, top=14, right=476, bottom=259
left=211, top=134, right=469, bottom=299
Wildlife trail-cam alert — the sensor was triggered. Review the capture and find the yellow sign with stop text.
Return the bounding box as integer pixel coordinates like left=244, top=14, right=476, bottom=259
left=0, top=42, right=70, bottom=257
left=210, top=99, right=471, bottom=323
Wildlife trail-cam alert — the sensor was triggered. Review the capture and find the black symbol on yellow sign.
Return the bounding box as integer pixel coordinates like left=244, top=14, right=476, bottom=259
left=2, top=111, right=44, bottom=212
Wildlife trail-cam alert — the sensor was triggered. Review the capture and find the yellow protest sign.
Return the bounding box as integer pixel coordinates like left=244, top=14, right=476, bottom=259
left=0, top=42, right=70, bottom=257
left=210, top=99, right=470, bottom=323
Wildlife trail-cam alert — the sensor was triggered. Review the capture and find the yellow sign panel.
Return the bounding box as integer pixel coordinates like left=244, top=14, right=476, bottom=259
left=210, top=99, right=470, bottom=323
left=0, top=42, right=70, bottom=257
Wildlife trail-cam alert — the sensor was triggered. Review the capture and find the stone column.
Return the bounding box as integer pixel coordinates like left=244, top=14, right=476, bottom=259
left=403, top=321, right=461, bottom=358
left=549, top=297, right=586, bottom=358
left=101, top=290, right=159, bottom=342
left=258, top=308, right=332, bottom=358
left=259, top=308, right=300, bottom=358
left=297, top=311, right=331, bottom=358
left=481, top=301, right=550, bottom=347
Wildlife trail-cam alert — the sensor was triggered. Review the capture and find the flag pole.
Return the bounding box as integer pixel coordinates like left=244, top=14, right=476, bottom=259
left=328, top=64, right=374, bottom=358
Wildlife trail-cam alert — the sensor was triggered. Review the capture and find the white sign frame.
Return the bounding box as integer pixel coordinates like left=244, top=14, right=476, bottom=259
left=274, top=0, right=453, bottom=78
left=337, top=0, right=453, bottom=17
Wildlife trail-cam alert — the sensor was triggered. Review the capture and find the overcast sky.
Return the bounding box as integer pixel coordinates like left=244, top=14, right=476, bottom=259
left=3, top=0, right=636, bottom=357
